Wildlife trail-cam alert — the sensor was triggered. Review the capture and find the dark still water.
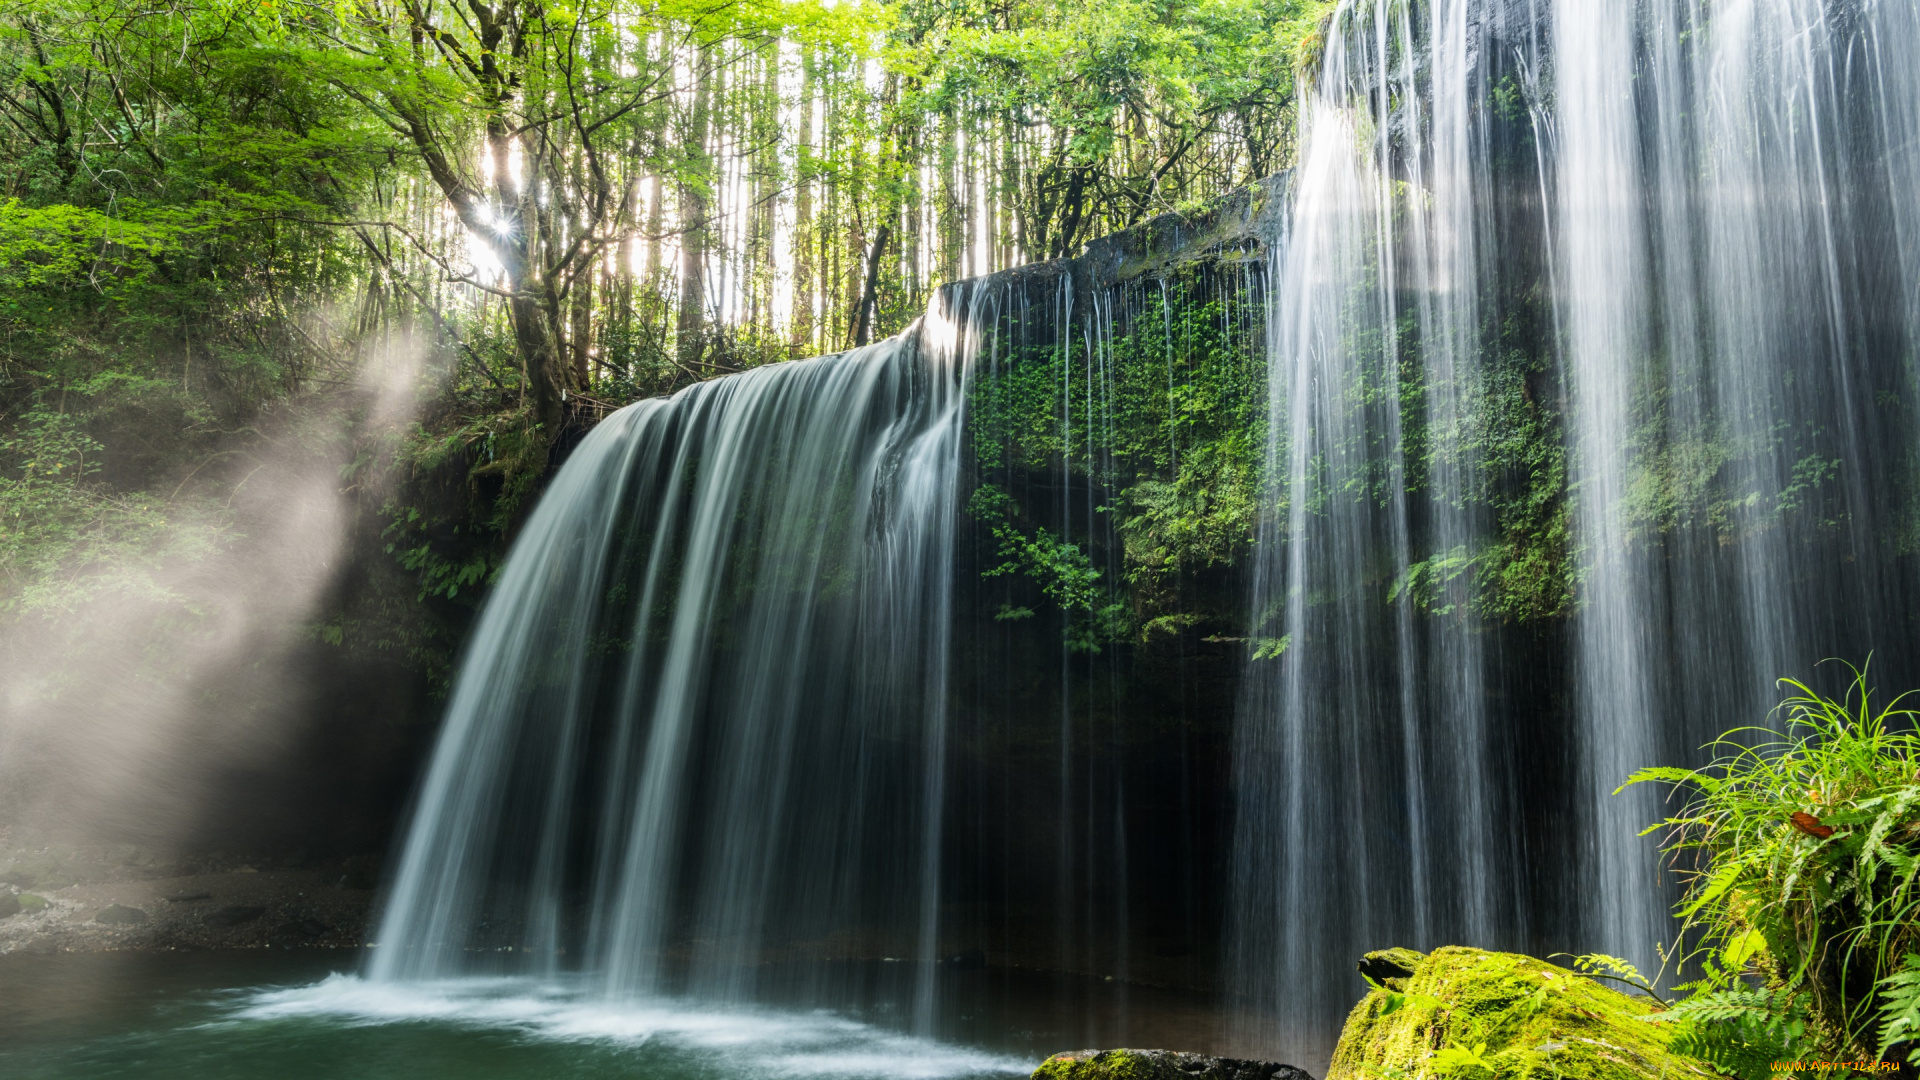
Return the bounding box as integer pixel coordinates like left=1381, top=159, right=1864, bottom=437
left=0, top=952, right=1239, bottom=1079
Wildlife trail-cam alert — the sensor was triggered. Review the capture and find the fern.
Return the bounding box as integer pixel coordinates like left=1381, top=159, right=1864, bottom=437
left=1877, top=954, right=1920, bottom=1064
left=1655, top=986, right=1810, bottom=1080
left=1669, top=1015, right=1801, bottom=1080
left=1563, top=952, right=1666, bottom=1001
left=1656, top=986, right=1788, bottom=1025
left=1624, top=662, right=1920, bottom=1060
left=1570, top=953, right=1648, bottom=982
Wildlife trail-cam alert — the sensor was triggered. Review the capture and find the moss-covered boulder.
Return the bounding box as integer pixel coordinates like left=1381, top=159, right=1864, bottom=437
left=1035, top=1048, right=1315, bottom=1080
left=1357, top=947, right=1427, bottom=990
left=1328, top=946, right=1714, bottom=1080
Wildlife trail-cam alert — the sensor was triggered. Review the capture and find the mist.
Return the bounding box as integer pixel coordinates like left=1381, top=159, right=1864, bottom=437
left=0, top=337, right=439, bottom=876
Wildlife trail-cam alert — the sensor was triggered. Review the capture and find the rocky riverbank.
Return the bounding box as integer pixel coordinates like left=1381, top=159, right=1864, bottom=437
left=0, top=839, right=375, bottom=955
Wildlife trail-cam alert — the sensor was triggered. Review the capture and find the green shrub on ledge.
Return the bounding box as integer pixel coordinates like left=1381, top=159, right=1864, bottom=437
left=1623, top=665, right=1920, bottom=1071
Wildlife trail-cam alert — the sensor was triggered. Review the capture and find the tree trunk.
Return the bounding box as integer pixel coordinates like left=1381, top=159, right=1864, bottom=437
left=569, top=261, right=593, bottom=388
left=850, top=223, right=890, bottom=346
left=677, top=44, right=716, bottom=369
left=791, top=49, right=816, bottom=356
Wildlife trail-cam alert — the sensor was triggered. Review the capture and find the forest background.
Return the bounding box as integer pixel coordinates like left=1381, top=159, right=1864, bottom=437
left=0, top=0, right=1331, bottom=854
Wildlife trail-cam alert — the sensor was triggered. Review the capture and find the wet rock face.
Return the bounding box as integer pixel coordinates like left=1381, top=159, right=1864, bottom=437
left=1035, top=1048, right=1316, bottom=1080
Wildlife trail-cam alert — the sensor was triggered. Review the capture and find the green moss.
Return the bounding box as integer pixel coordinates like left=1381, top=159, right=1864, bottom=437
left=1035, top=1049, right=1256, bottom=1080
left=1035, top=1050, right=1152, bottom=1080
left=1359, top=946, right=1430, bottom=990
left=1328, top=946, right=1714, bottom=1080
left=18, top=893, right=47, bottom=912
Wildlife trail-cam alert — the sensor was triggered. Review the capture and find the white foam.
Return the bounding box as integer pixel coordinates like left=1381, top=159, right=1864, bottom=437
left=229, top=975, right=1031, bottom=1079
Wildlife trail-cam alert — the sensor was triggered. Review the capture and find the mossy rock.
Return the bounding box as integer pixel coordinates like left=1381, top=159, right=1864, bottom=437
left=1035, top=1048, right=1315, bottom=1080
left=1327, top=946, right=1714, bottom=1080
left=1358, top=948, right=1428, bottom=990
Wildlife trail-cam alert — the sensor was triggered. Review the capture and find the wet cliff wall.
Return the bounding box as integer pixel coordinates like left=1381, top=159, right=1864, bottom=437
left=932, top=181, right=1285, bottom=987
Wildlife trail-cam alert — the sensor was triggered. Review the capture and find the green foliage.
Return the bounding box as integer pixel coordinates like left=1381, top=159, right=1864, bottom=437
left=1657, top=987, right=1811, bottom=1080
left=0, top=393, right=226, bottom=614
left=1624, top=663, right=1920, bottom=1065
left=384, top=506, right=494, bottom=603
left=967, top=275, right=1266, bottom=643
left=1429, top=1041, right=1495, bottom=1078
left=378, top=405, right=546, bottom=604
left=1621, top=375, right=1848, bottom=547
left=898, top=0, right=1335, bottom=259
left=1877, top=955, right=1920, bottom=1063
left=1556, top=951, right=1812, bottom=1078
left=1562, top=953, right=1666, bottom=1001
left=969, top=484, right=1129, bottom=651
left=1252, top=633, right=1290, bottom=659
left=1382, top=331, right=1574, bottom=625
left=1470, top=347, right=1575, bottom=622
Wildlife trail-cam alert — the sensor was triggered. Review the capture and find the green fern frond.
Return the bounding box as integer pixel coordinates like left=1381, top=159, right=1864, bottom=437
left=1876, top=954, right=1920, bottom=1064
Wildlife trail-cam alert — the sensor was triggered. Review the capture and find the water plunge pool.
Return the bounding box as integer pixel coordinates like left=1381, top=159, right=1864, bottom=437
left=0, top=951, right=1242, bottom=1079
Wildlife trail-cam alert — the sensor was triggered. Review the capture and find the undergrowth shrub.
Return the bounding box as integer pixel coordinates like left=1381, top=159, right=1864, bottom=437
left=1625, top=663, right=1920, bottom=1076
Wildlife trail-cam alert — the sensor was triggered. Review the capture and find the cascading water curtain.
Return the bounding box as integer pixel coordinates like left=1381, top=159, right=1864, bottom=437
left=370, top=293, right=982, bottom=1032
left=1233, top=0, right=1920, bottom=1065
left=1230, top=0, right=1511, bottom=1060
left=1553, top=0, right=1669, bottom=983
left=1560, top=0, right=1920, bottom=982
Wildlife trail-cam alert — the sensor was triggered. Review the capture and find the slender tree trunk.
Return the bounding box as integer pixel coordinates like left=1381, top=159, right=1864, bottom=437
left=903, top=125, right=922, bottom=305
left=940, top=113, right=961, bottom=285
left=1001, top=113, right=1019, bottom=265
left=644, top=174, right=665, bottom=290
left=751, top=50, right=780, bottom=335
left=677, top=44, right=716, bottom=369
left=613, top=235, right=633, bottom=379
left=791, top=49, right=816, bottom=355
left=825, top=70, right=844, bottom=347
left=569, top=261, right=593, bottom=387
left=851, top=224, right=890, bottom=346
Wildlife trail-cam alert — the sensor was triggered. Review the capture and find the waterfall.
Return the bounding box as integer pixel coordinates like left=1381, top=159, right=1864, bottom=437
left=361, top=0, right=1920, bottom=1062
left=1554, top=0, right=1666, bottom=982
left=1233, top=0, right=1920, bottom=1065
left=369, top=294, right=976, bottom=1027
left=1230, top=0, right=1511, bottom=1058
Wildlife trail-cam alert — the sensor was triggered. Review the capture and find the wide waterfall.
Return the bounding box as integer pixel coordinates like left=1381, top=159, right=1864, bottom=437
left=361, top=0, right=1920, bottom=1067
left=370, top=297, right=974, bottom=1027
left=1231, top=0, right=1920, bottom=1064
